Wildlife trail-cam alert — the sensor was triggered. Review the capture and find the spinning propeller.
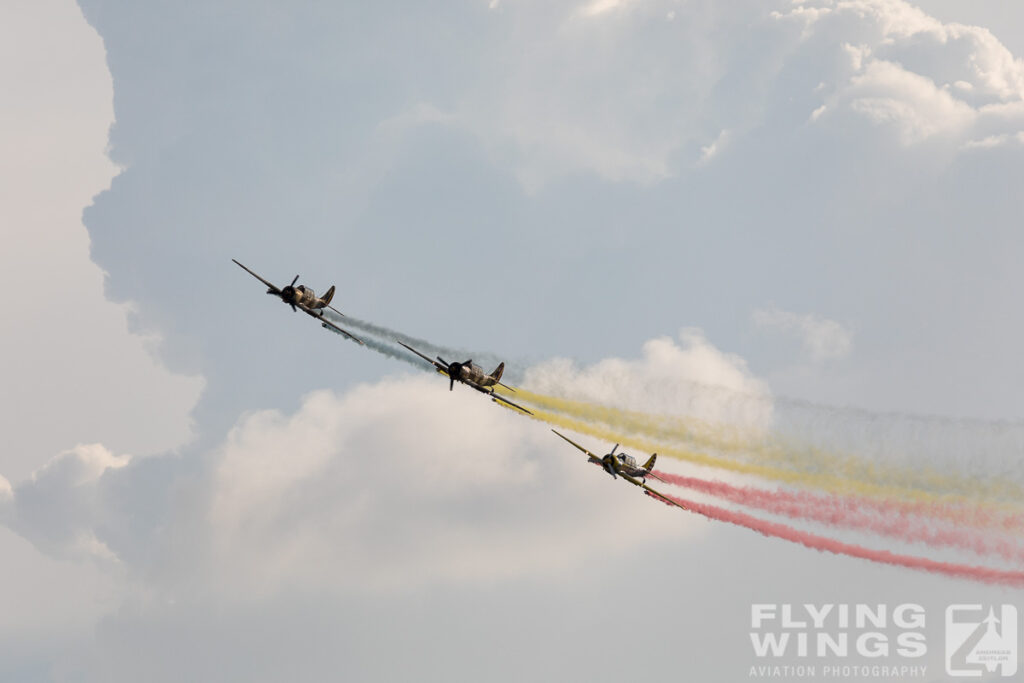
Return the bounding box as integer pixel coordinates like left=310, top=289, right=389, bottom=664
left=273, top=274, right=301, bottom=311
left=436, top=356, right=468, bottom=391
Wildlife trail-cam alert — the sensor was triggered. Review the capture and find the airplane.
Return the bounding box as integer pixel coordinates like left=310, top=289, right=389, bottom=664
left=551, top=429, right=688, bottom=510
left=552, top=429, right=659, bottom=481
left=232, top=259, right=365, bottom=345
left=396, top=340, right=534, bottom=415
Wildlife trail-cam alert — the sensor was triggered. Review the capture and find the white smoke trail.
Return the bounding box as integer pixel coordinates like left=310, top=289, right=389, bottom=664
left=321, top=312, right=517, bottom=379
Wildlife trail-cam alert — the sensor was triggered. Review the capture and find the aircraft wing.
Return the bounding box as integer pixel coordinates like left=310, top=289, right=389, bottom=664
left=232, top=258, right=281, bottom=295
left=295, top=304, right=364, bottom=345
left=319, top=318, right=366, bottom=345
left=396, top=340, right=445, bottom=372
left=641, top=483, right=690, bottom=512
left=489, top=392, right=534, bottom=415
left=551, top=429, right=601, bottom=461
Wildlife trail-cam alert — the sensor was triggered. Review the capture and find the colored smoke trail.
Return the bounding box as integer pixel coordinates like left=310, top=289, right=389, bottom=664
left=320, top=315, right=1023, bottom=531
left=652, top=471, right=1024, bottom=562
left=320, top=314, right=1024, bottom=582
left=525, top=406, right=1014, bottom=512
left=645, top=491, right=1024, bottom=587
left=512, top=386, right=769, bottom=456
left=506, top=387, right=1024, bottom=504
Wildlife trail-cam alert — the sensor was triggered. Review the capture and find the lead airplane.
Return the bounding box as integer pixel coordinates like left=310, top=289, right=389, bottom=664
left=232, top=259, right=364, bottom=345
left=551, top=430, right=687, bottom=510
left=396, top=340, right=533, bottom=415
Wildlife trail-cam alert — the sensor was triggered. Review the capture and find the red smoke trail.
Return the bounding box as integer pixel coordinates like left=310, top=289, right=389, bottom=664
left=653, top=470, right=1024, bottom=563
left=646, top=491, right=1024, bottom=587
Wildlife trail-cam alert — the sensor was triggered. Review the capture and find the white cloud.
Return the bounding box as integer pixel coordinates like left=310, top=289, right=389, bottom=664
left=4, top=351, right=726, bottom=599
left=209, top=376, right=699, bottom=596
left=14, top=0, right=1024, bottom=677
left=523, top=330, right=774, bottom=431
left=577, top=0, right=644, bottom=18
left=6, top=444, right=128, bottom=563
left=961, top=130, right=1024, bottom=150
left=30, top=443, right=130, bottom=486
left=0, top=0, right=201, bottom=654
left=752, top=307, right=854, bottom=362
left=779, top=1, right=1024, bottom=144
left=445, top=0, right=1024, bottom=188
left=0, top=0, right=202, bottom=482
left=845, top=59, right=975, bottom=143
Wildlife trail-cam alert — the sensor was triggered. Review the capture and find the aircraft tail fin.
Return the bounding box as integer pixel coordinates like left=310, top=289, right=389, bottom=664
left=490, top=362, right=505, bottom=383
left=322, top=285, right=336, bottom=306
left=642, top=453, right=657, bottom=472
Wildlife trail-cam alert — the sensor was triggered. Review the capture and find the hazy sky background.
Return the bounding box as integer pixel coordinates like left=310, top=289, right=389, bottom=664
left=2, top=1, right=1023, bottom=681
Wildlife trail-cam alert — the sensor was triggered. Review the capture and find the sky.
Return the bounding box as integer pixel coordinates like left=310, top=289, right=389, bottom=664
left=2, top=0, right=1023, bottom=681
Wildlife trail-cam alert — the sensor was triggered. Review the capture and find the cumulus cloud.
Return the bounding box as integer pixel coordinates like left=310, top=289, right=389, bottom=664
left=840, top=58, right=975, bottom=143
left=777, top=0, right=1024, bottom=146
left=2, top=340, right=741, bottom=598
left=208, top=375, right=699, bottom=596
left=752, top=307, right=853, bottom=362
left=15, top=0, right=1024, bottom=679
left=456, top=1, right=764, bottom=188
left=436, top=0, right=1024, bottom=187
left=4, top=444, right=128, bottom=563
left=523, top=330, right=773, bottom=431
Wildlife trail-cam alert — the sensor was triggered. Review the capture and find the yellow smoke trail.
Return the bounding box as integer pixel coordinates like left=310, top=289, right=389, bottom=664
left=501, top=391, right=1024, bottom=512
left=503, top=387, right=1024, bottom=505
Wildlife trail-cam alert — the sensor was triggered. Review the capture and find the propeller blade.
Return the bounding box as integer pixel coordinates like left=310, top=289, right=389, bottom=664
left=291, top=274, right=300, bottom=286
left=449, top=376, right=455, bottom=391
left=610, top=444, right=619, bottom=456
left=436, top=356, right=449, bottom=365
left=291, top=304, right=297, bottom=312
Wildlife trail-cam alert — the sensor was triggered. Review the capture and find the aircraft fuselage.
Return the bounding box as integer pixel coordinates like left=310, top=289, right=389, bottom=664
left=278, top=284, right=329, bottom=309
left=589, top=453, right=648, bottom=479
left=456, top=362, right=495, bottom=387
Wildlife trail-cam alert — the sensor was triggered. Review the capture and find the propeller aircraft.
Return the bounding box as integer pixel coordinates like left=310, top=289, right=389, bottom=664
left=232, top=259, right=364, bottom=345
left=396, top=340, right=533, bottom=415
left=551, top=429, right=688, bottom=510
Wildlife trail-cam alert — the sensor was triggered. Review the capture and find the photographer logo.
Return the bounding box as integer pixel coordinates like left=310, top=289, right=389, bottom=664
left=945, top=604, right=1018, bottom=678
